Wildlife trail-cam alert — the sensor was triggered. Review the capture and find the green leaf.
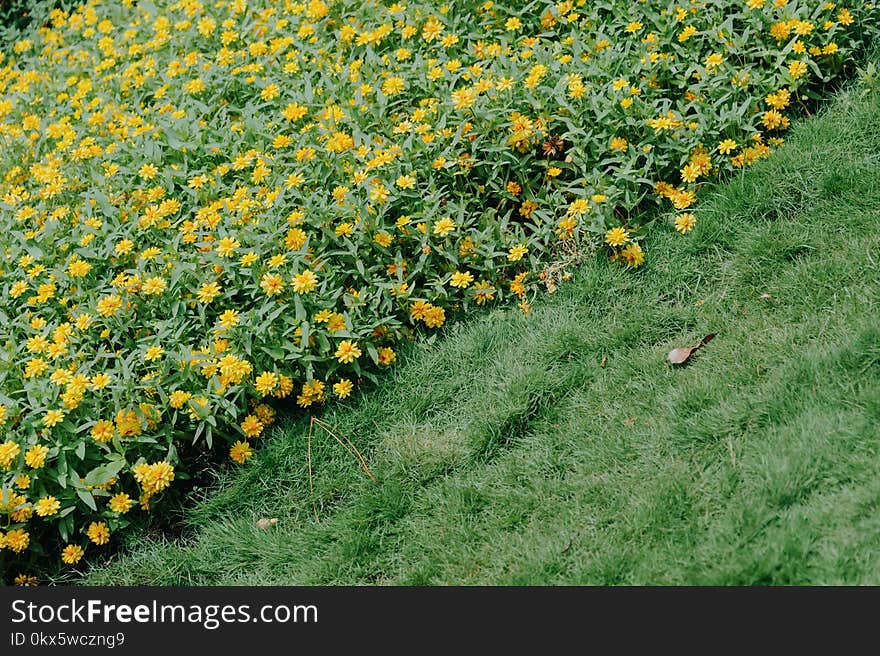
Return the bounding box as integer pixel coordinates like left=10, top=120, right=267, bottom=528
left=293, top=293, right=306, bottom=321
left=77, top=489, right=97, bottom=512
left=301, top=320, right=310, bottom=348
left=83, top=458, right=127, bottom=487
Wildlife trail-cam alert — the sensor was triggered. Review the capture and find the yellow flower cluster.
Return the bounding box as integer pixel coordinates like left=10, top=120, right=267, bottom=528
left=0, top=0, right=876, bottom=582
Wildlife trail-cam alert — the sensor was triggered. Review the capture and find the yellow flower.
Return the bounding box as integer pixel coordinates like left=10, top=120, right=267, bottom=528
left=90, top=420, right=115, bottom=443
left=168, top=390, right=192, bottom=409
left=282, top=102, right=308, bottom=121
left=96, top=294, right=123, bottom=317
left=141, top=277, right=167, bottom=295
left=333, top=379, right=354, bottom=398
left=568, top=198, right=590, bottom=216
left=507, top=244, right=528, bottom=262
left=61, top=544, right=85, bottom=564
left=335, top=340, right=362, bottom=364
left=230, top=440, right=253, bottom=464
left=605, top=227, right=630, bottom=247
left=6, top=529, right=29, bottom=553
left=761, top=108, right=789, bottom=130
left=26, top=325, right=51, bottom=345
left=115, top=409, right=143, bottom=437
left=766, top=88, right=791, bottom=111
left=788, top=60, right=808, bottom=79
left=43, top=409, right=64, bottom=428
left=24, top=444, right=49, bottom=468
left=369, top=183, right=389, bottom=203
left=216, top=237, right=240, bottom=257
left=382, top=76, right=406, bottom=95
left=679, top=25, right=697, bottom=42
left=374, top=232, right=394, bottom=247
left=260, top=273, right=285, bottom=297
left=115, top=239, right=134, bottom=256
left=297, top=380, right=326, bottom=407
left=91, top=373, right=111, bottom=389
left=510, top=271, right=528, bottom=297
left=620, top=243, right=645, bottom=268
left=396, top=174, right=416, bottom=189
left=718, top=139, right=737, bottom=155
left=109, top=493, right=133, bottom=514
left=184, top=78, right=206, bottom=94
left=87, top=522, right=110, bottom=546
left=705, top=53, right=724, bottom=70
left=422, top=16, right=444, bottom=41
left=449, top=271, right=473, bottom=288
left=275, top=375, right=295, bottom=399
left=216, top=310, right=240, bottom=330
left=680, top=163, right=702, bottom=183
left=8, top=496, right=32, bottom=522
left=240, top=414, right=264, bottom=439
left=254, top=403, right=276, bottom=425
left=285, top=228, right=307, bottom=250
left=255, top=371, right=279, bottom=395
left=268, top=254, right=287, bottom=269
left=144, top=345, right=164, bottom=362
left=674, top=213, right=697, bottom=234
left=433, top=218, right=456, bottom=237
left=608, top=137, right=629, bottom=153
left=472, top=281, right=496, bottom=306
left=378, top=347, right=396, bottom=365
left=35, top=496, right=61, bottom=517
left=423, top=305, right=446, bottom=327
left=671, top=188, right=697, bottom=209
left=292, top=269, right=319, bottom=294
left=68, top=259, right=92, bottom=277
left=24, top=358, right=48, bottom=379
left=132, top=461, right=175, bottom=495
left=197, top=281, right=222, bottom=303
left=13, top=573, right=37, bottom=586
left=138, top=163, right=158, bottom=180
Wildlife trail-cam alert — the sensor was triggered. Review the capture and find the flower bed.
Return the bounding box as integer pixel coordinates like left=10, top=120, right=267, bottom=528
left=0, top=0, right=877, bottom=582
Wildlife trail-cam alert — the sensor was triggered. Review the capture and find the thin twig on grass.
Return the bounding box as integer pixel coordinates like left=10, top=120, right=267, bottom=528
left=306, top=416, right=377, bottom=522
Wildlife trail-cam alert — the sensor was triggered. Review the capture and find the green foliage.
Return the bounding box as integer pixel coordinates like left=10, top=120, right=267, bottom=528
left=1, top=0, right=879, bottom=581
left=84, top=79, right=880, bottom=586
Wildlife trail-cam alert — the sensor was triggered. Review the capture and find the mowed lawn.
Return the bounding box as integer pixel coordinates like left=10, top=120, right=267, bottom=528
left=85, top=78, right=880, bottom=585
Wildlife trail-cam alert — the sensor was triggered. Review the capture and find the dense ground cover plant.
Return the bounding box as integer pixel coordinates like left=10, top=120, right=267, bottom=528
left=84, top=72, right=880, bottom=585
left=0, top=0, right=877, bottom=582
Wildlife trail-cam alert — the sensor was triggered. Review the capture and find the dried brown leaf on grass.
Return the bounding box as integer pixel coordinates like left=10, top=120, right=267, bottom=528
left=667, top=333, right=717, bottom=365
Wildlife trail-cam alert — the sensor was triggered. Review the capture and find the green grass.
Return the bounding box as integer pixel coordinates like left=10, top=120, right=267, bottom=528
left=84, top=78, right=880, bottom=586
